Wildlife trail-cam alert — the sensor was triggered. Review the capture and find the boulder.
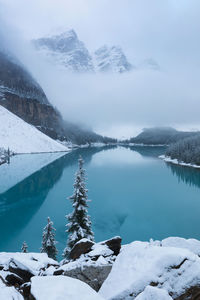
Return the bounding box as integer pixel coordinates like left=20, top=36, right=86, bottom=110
left=64, top=264, right=112, bottom=291
left=100, top=240, right=200, bottom=300
left=30, top=275, right=105, bottom=300
left=5, top=273, right=24, bottom=286
left=7, top=259, right=34, bottom=282
left=70, top=239, right=95, bottom=260
left=57, top=237, right=122, bottom=291
left=101, top=236, right=122, bottom=256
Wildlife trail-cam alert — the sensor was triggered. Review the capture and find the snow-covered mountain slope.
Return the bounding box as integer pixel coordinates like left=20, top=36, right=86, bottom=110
left=33, top=30, right=132, bottom=74
left=33, top=30, right=94, bottom=72
left=93, top=45, right=132, bottom=73
left=0, top=105, right=68, bottom=154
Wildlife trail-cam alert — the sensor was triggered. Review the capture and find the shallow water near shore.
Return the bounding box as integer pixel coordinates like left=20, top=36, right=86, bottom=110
left=1, top=145, right=200, bottom=258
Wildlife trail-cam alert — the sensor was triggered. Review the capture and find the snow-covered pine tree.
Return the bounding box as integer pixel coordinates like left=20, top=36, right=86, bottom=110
left=21, top=241, right=28, bottom=253
left=63, top=156, right=94, bottom=258
left=41, top=217, right=58, bottom=260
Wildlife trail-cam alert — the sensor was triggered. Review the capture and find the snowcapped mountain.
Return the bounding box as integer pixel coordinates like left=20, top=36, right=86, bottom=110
left=0, top=105, right=68, bottom=154
left=93, top=45, right=132, bottom=73
left=33, top=30, right=132, bottom=74
left=33, top=30, right=94, bottom=72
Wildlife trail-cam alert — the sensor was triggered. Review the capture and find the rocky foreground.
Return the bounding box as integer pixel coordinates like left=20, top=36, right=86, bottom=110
left=1, top=236, right=200, bottom=299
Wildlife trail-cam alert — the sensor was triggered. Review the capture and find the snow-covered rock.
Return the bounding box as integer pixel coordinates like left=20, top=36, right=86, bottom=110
left=0, top=106, right=68, bottom=154
left=0, top=280, right=23, bottom=300
left=135, top=286, right=173, bottom=300
left=0, top=252, right=58, bottom=276
left=31, top=275, right=105, bottom=300
left=100, top=240, right=200, bottom=299
left=93, top=45, right=132, bottom=73
left=162, top=236, right=200, bottom=256
left=33, top=30, right=94, bottom=72
left=56, top=237, right=121, bottom=291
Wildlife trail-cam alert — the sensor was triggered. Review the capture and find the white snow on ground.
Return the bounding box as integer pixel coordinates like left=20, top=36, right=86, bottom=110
left=159, top=155, right=200, bottom=169
left=135, top=286, right=173, bottom=300
left=162, top=237, right=200, bottom=256
left=99, top=240, right=200, bottom=300
left=0, top=252, right=58, bottom=276
left=31, top=276, right=105, bottom=300
left=0, top=280, right=23, bottom=300
left=0, top=152, right=66, bottom=194
left=0, top=106, right=68, bottom=154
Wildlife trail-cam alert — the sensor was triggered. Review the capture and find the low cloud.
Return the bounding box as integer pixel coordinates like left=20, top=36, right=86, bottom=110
left=1, top=0, right=200, bottom=138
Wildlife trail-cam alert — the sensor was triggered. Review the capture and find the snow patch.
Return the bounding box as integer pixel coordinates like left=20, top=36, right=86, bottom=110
left=100, top=241, right=200, bottom=299
left=160, top=155, right=200, bottom=169
left=135, top=286, right=172, bottom=300
left=31, top=276, right=105, bottom=300
left=0, top=106, right=68, bottom=154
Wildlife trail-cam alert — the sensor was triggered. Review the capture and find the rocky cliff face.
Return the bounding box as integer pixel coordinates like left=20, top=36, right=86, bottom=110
left=0, top=93, right=64, bottom=140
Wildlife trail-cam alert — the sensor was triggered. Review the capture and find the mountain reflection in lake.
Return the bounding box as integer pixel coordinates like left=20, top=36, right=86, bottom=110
left=0, top=146, right=200, bottom=257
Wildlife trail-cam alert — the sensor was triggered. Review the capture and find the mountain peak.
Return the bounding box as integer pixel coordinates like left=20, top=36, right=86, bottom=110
left=94, top=45, right=132, bottom=73
left=33, top=29, right=94, bottom=72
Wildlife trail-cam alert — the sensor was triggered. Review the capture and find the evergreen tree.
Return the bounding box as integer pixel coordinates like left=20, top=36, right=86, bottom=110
left=7, top=147, right=10, bottom=164
left=41, top=217, right=58, bottom=260
left=21, top=241, right=28, bottom=253
left=63, top=156, right=94, bottom=258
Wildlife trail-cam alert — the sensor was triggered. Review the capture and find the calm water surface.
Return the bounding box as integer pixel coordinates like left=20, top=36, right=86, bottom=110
left=1, top=146, right=200, bottom=257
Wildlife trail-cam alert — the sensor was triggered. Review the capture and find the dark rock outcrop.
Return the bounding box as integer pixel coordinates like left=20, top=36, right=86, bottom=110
left=102, top=236, right=122, bottom=256
left=175, top=286, right=200, bottom=300
left=20, top=283, right=36, bottom=300
left=5, top=273, right=24, bottom=286
left=70, top=239, right=95, bottom=260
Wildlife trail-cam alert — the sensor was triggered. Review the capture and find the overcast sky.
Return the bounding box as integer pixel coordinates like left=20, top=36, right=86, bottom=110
left=1, top=0, right=200, bottom=138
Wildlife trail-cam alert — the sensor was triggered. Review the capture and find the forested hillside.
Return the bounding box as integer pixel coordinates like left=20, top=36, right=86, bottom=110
left=165, top=134, right=200, bottom=165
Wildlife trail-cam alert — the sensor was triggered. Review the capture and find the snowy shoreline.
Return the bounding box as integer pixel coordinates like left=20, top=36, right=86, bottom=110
left=122, top=143, right=167, bottom=147
left=159, top=155, right=200, bottom=169
left=0, top=236, right=200, bottom=299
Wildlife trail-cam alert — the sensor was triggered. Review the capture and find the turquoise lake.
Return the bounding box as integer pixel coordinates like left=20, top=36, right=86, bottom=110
left=1, top=146, right=200, bottom=257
